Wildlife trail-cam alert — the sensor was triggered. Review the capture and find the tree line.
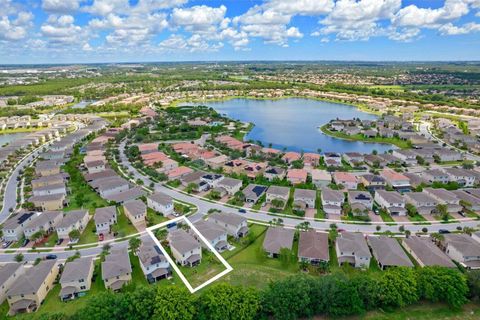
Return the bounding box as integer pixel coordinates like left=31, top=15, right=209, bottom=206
left=28, top=266, right=476, bottom=320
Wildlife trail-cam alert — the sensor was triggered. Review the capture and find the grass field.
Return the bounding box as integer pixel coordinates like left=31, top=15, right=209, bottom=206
left=320, top=125, right=411, bottom=149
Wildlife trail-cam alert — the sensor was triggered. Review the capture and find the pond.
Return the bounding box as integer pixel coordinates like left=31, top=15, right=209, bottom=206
left=205, top=98, right=395, bottom=154
left=0, top=132, right=28, bottom=147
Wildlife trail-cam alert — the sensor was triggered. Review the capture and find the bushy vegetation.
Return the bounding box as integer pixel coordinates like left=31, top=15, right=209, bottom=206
left=29, top=266, right=469, bottom=320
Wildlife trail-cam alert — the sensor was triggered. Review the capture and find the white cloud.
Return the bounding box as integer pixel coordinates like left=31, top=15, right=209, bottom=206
left=388, top=27, right=421, bottom=41
left=83, top=0, right=130, bottom=16
left=41, top=15, right=86, bottom=45
left=393, top=0, right=468, bottom=28
left=0, top=10, right=33, bottom=41
left=439, top=22, right=480, bottom=35
left=264, top=0, right=334, bottom=16
left=158, top=34, right=223, bottom=52
left=171, top=5, right=227, bottom=32
left=318, top=0, right=401, bottom=41
left=42, top=0, right=81, bottom=13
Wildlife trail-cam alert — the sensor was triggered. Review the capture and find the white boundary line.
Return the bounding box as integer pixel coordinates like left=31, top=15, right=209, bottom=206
left=145, top=215, right=233, bottom=293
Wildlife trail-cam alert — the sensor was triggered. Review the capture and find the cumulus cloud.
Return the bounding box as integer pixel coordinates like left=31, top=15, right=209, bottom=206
left=439, top=22, right=480, bottom=35
left=0, top=9, right=33, bottom=41
left=42, top=0, right=81, bottom=13
left=41, top=15, right=86, bottom=45
left=158, top=34, right=223, bottom=52
left=317, top=0, right=401, bottom=41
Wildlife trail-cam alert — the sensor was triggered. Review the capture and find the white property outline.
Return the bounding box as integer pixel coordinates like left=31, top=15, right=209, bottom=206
left=145, top=216, right=233, bottom=293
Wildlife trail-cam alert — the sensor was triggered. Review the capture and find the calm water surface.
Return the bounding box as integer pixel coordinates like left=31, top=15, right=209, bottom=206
left=205, top=98, right=395, bottom=154
left=0, top=132, right=27, bottom=147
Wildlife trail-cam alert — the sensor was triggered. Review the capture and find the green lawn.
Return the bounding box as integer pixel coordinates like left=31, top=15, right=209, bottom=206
left=146, top=207, right=169, bottom=227
left=177, top=249, right=226, bottom=289
left=115, top=206, right=138, bottom=237
left=320, top=125, right=412, bottom=149
left=63, top=146, right=109, bottom=213
left=407, top=214, right=428, bottom=222
left=76, top=219, right=98, bottom=245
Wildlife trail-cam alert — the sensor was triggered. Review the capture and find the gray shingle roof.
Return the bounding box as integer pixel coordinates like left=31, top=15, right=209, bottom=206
left=60, top=257, right=94, bottom=284
left=0, top=263, right=22, bottom=286
left=57, top=210, right=89, bottom=229
left=147, top=192, right=172, bottom=206
left=169, top=229, right=200, bottom=254
left=102, top=249, right=131, bottom=280
left=263, top=227, right=295, bottom=255
left=209, top=212, right=246, bottom=227
left=123, top=199, right=146, bottom=217
left=8, top=260, right=57, bottom=296
left=94, top=206, right=116, bottom=225
left=403, top=236, right=455, bottom=268
left=337, top=232, right=371, bottom=258
left=367, top=236, right=413, bottom=268
left=298, top=231, right=329, bottom=261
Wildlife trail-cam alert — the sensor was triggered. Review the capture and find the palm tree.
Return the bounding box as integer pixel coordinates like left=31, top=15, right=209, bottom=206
left=129, top=237, right=141, bottom=255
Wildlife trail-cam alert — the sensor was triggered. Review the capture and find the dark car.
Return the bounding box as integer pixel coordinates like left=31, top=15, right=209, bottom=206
left=56, top=239, right=64, bottom=246
left=238, top=208, right=246, bottom=213
left=45, top=254, right=58, bottom=260
left=438, top=229, right=450, bottom=234
left=21, top=239, right=30, bottom=247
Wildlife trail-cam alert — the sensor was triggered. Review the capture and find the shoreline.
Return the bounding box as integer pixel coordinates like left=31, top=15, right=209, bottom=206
left=319, top=124, right=408, bottom=149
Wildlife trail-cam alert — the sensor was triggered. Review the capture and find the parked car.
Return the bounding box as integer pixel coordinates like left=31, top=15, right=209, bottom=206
left=21, top=239, right=30, bottom=247
left=56, top=239, right=64, bottom=246
left=439, top=229, right=450, bottom=234
left=2, top=241, right=12, bottom=249
left=98, top=234, right=104, bottom=241
left=238, top=209, right=246, bottom=213
left=45, top=254, right=58, bottom=260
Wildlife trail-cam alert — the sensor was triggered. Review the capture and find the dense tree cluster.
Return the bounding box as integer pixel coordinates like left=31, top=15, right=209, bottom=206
left=34, top=266, right=470, bottom=320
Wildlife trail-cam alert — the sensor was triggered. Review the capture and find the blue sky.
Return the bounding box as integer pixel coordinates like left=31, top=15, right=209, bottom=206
left=1, top=0, right=479, bottom=64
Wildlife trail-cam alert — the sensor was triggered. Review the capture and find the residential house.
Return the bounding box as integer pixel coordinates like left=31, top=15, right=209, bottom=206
left=332, top=172, right=358, bottom=190
left=324, top=152, right=342, bottom=166
left=29, top=193, right=66, bottom=211
left=102, top=249, right=132, bottom=291
left=298, top=231, right=329, bottom=265
left=321, top=188, right=344, bottom=216
left=303, top=153, right=321, bottom=167
left=364, top=154, right=387, bottom=168
left=0, top=263, right=25, bottom=304
left=434, top=149, right=463, bottom=162
left=123, top=200, right=146, bottom=226
left=24, top=211, right=63, bottom=240
left=168, top=229, right=202, bottom=267
left=266, top=186, right=290, bottom=207
left=242, top=184, right=267, bottom=204
left=348, top=191, right=373, bottom=216
left=336, top=232, right=371, bottom=268
left=263, top=227, right=295, bottom=258
left=342, top=152, right=364, bottom=167
left=94, top=206, right=117, bottom=236
left=310, top=169, right=331, bottom=188
left=402, top=236, right=455, bottom=268
left=32, top=183, right=66, bottom=197
left=147, top=192, right=174, bottom=216
left=85, top=160, right=106, bottom=174
left=264, top=166, right=286, bottom=181
left=31, top=174, right=66, bottom=189
left=392, top=149, right=417, bottom=166
left=293, top=189, right=316, bottom=209
left=367, top=236, right=413, bottom=270
left=380, top=169, right=411, bottom=192
left=193, top=220, right=229, bottom=252
left=205, top=155, right=229, bottom=170
left=423, top=188, right=462, bottom=213
left=7, top=260, right=58, bottom=315
left=138, top=239, right=171, bottom=283
left=1, top=212, right=36, bottom=241
left=200, top=174, right=224, bottom=189
left=35, top=161, right=60, bottom=177
left=453, top=190, right=480, bottom=211
left=374, top=190, right=406, bottom=216
left=209, top=212, right=248, bottom=238
left=443, top=234, right=480, bottom=269
left=287, top=169, right=308, bottom=185
left=358, top=174, right=387, bottom=193
left=421, top=169, right=450, bottom=185
left=444, top=168, right=476, bottom=187
left=216, top=177, right=242, bottom=196
left=59, top=257, right=94, bottom=301
left=404, top=192, right=439, bottom=215
left=282, top=152, right=301, bottom=165
left=56, top=210, right=90, bottom=240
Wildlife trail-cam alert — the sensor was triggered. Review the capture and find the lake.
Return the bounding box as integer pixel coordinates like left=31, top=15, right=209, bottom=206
left=205, top=98, right=395, bottom=154
left=0, top=132, right=28, bottom=147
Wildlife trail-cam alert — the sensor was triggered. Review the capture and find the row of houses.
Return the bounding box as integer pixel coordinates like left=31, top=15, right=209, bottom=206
left=262, top=227, right=466, bottom=271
